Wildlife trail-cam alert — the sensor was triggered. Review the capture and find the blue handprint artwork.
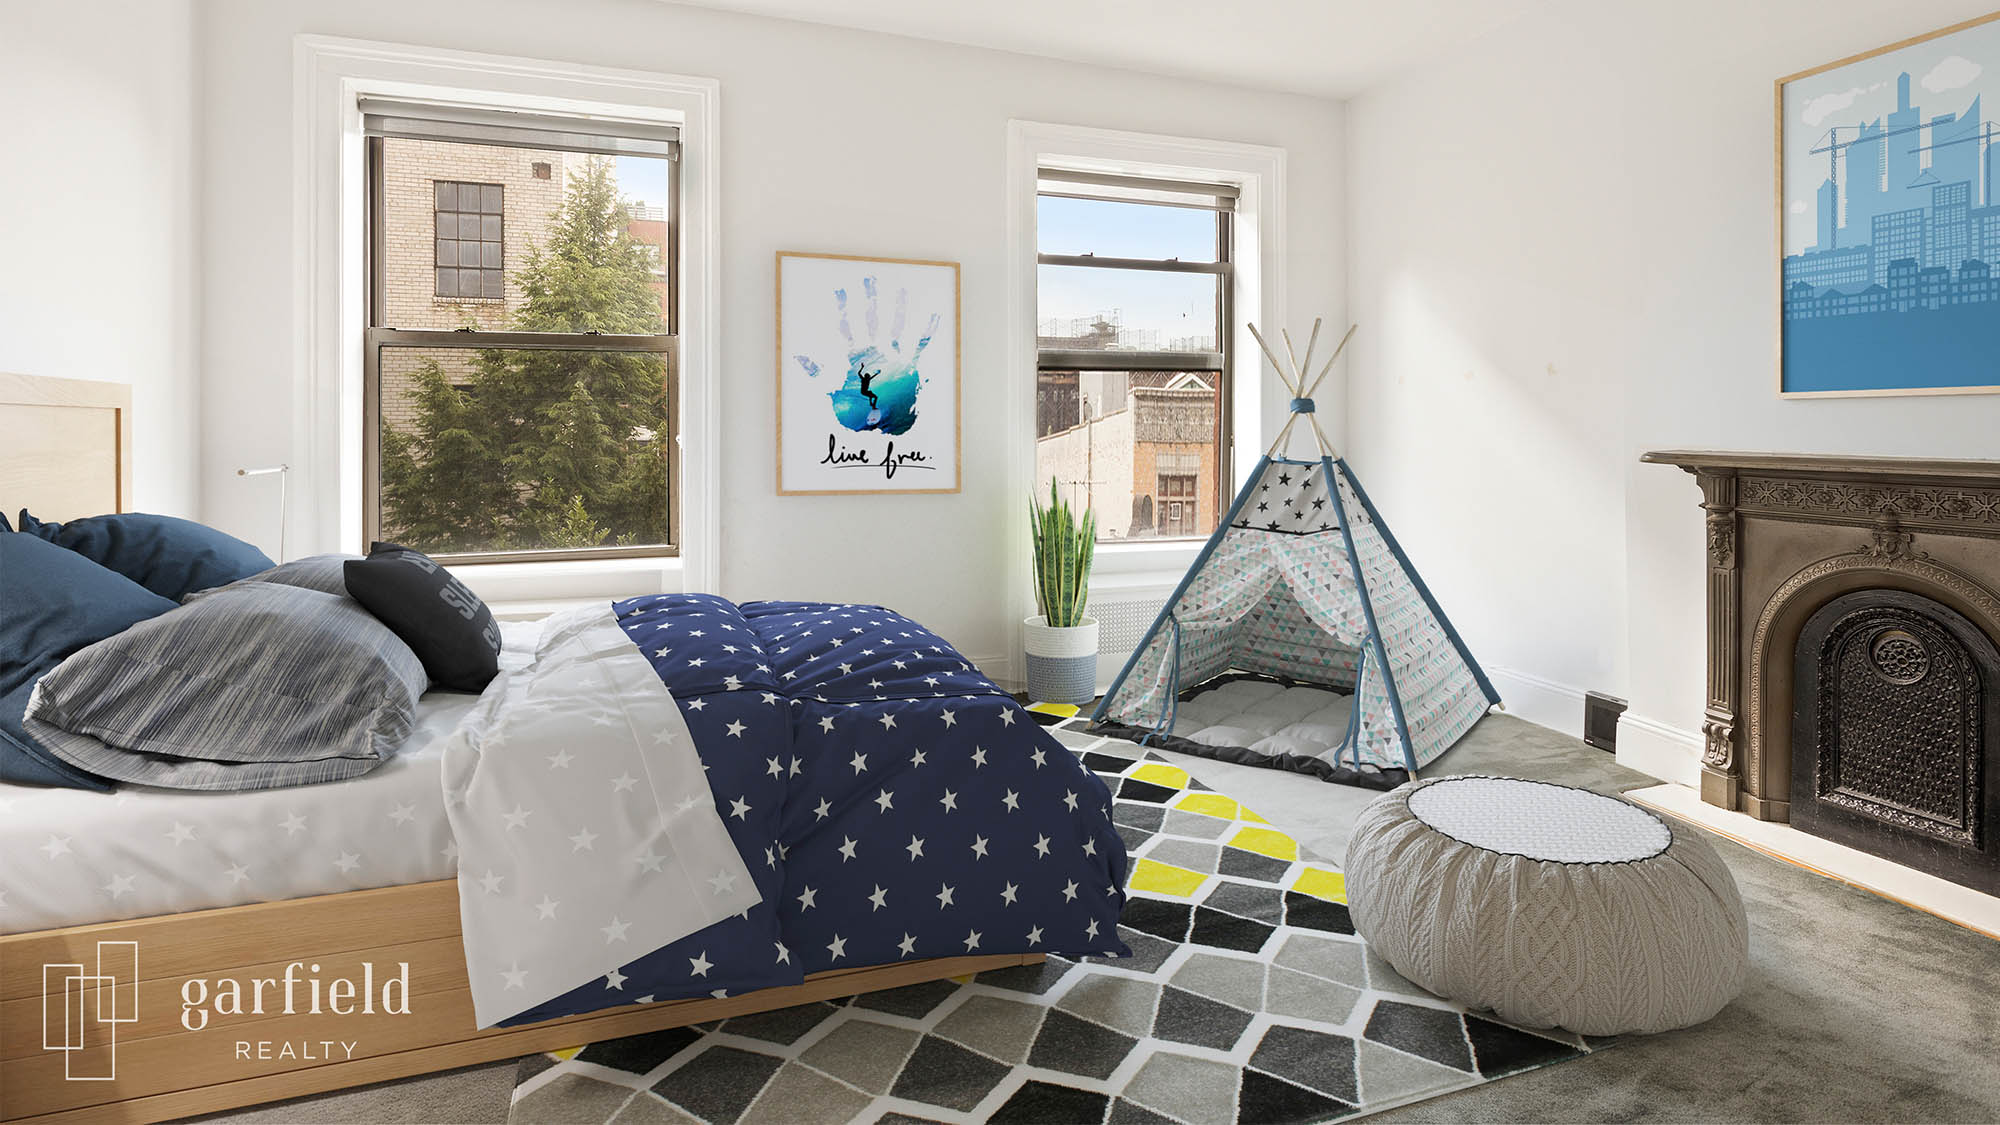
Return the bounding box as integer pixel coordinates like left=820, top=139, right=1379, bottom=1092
left=792, top=277, right=941, bottom=436
left=777, top=253, right=960, bottom=494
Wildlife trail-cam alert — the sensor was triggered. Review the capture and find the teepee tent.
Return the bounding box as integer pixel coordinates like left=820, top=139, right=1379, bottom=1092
left=1091, top=321, right=1499, bottom=781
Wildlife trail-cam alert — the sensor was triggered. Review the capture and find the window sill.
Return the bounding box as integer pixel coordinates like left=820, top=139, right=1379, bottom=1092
left=453, top=554, right=683, bottom=619
left=1089, top=538, right=1200, bottom=593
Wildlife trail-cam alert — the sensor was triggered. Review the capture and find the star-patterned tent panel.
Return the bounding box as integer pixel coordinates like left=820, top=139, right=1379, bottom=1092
left=1096, top=457, right=1495, bottom=774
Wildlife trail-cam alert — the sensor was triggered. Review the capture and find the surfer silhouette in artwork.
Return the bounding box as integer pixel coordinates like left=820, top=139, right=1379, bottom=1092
left=858, top=367, right=882, bottom=427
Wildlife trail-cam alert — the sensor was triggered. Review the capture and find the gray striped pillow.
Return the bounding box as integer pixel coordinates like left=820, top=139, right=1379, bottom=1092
left=24, top=583, right=427, bottom=790
left=180, top=553, right=360, bottom=604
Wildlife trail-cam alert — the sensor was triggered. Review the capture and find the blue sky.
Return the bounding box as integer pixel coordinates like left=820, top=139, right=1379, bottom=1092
left=1037, top=196, right=1219, bottom=344
left=613, top=154, right=672, bottom=214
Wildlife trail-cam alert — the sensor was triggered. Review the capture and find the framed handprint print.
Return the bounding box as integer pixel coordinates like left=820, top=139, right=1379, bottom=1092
left=776, top=251, right=961, bottom=494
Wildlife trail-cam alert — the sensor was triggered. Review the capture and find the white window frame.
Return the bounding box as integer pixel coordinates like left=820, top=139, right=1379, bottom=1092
left=295, top=36, right=720, bottom=606
left=1005, top=121, right=1286, bottom=666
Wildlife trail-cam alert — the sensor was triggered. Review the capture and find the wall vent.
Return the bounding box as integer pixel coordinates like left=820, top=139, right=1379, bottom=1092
left=1088, top=593, right=1166, bottom=654
left=1583, top=691, right=1627, bottom=752
left=1084, top=589, right=1172, bottom=694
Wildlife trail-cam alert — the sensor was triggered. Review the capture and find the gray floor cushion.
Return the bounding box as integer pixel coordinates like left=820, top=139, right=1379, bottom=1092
left=1345, top=775, right=1749, bottom=1037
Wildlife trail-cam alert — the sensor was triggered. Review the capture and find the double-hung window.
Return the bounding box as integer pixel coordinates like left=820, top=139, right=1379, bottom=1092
left=362, top=100, right=680, bottom=563
left=1035, top=170, right=1235, bottom=542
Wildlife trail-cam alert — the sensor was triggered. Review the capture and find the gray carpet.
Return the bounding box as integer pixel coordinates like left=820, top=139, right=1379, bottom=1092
left=180, top=714, right=2000, bottom=1123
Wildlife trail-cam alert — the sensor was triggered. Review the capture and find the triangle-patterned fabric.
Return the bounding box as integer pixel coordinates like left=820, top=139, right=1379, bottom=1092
left=1092, top=454, right=1498, bottom=777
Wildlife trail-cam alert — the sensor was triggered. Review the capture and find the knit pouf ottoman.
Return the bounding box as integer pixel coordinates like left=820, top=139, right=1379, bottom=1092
left=1345, top=775, right=1748, bottom=1037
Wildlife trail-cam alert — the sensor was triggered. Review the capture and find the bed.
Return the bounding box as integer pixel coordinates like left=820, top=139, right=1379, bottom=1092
left=0, top=374, right=1119, bottom=1124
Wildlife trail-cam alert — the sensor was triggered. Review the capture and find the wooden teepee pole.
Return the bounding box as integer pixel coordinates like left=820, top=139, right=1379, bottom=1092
left=1300, top=323, right=1358, bottom=400
left=1293, top=318, right=1323, bottom=389
left=1246, top=324, right=1300, bottom=396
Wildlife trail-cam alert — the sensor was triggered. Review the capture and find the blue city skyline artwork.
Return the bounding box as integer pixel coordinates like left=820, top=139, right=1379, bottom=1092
left=1781, top=19, right=2000, bottom=393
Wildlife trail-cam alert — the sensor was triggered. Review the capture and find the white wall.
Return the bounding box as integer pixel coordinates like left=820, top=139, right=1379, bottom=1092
left=1344, top=0, right=2000, bottom=781
left=193, top=0, right=1344, bottom=671
left=0, top=0, right=202, bottom=516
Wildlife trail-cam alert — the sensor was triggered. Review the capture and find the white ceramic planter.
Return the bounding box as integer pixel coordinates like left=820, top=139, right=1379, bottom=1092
left=1022, top=615, right=1100, bottom=704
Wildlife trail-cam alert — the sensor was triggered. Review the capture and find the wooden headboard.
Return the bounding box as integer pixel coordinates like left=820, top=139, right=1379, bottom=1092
left=0, top=372, right=133, bottom=520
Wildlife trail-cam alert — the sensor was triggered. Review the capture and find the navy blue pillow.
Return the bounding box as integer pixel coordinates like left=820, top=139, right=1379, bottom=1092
left=0, top=534, right=178, bottom=788
left=18, top=510, right=273, bottom=601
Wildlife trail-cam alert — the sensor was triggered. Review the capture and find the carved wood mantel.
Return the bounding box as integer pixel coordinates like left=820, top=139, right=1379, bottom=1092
left=1644, top=450, right=2000, bottom=820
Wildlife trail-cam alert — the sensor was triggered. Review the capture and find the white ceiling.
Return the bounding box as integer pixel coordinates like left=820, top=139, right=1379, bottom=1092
left=664, top=0, right=1547, bottom=99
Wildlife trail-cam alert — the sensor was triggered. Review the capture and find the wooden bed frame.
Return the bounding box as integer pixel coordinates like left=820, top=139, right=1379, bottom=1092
left=0, top=375, right=1041, bottom=1122
left=1, top=881, right=1036, bottom=1123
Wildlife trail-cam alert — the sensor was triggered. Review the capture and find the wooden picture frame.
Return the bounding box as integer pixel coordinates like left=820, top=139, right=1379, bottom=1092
left=1776, top=9, right=2000, bottom=398
left=775, top=251, right=961, bottom=494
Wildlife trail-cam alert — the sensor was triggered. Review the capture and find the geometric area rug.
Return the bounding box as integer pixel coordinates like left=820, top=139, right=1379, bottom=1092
left=509, top=728, right=1613, bottom=1124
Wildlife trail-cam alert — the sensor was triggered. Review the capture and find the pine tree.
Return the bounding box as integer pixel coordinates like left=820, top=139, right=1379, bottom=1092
left=380, top=157, right=671, bottom=552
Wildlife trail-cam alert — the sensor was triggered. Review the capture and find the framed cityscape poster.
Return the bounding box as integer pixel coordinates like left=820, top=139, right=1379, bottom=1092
left=1778, top=11, right=2000, bottom=397
left=775, top=251, right=961, bottom=493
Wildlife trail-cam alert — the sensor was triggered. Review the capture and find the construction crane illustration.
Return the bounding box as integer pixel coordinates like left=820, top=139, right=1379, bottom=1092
left=1908, top=120, right=2000, bottom=206
left=1807, top=116, right=1998, bottom=245
left=1807, top=121, right=1927, bottom=246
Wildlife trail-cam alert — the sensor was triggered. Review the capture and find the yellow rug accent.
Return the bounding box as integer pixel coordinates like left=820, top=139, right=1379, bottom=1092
left=1026, top=702, right=1080, bottom=718
left=551, top=1046, right=584, bottom=1061
left=1129, top=857, right=1207, bottom=899
left=1240, top=808, right=1270, bottom=824
left=1130, top=762, right=1191, bottom=791
left=1291, top=866, right=1348, bottom=904
left=1173, top=792, right=1241, bottom=820
left=1228, top=825, right=1299, bottom=861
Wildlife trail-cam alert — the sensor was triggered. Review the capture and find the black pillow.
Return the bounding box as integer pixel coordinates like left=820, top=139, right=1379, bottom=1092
left=343, top=542, right=500, bottom=692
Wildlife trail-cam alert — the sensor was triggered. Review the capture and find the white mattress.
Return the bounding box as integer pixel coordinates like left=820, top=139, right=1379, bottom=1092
left=0, top=621, right=539, bottom=935
left=1169, top=678, right=1355, bottom=760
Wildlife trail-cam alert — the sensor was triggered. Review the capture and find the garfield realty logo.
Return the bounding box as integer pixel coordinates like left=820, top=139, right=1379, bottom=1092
left=43, top=941, right=137, bottom=1081
left=41, top=944, right=417, bottom=1078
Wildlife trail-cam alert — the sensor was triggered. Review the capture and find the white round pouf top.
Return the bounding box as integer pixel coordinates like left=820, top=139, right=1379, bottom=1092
left=1346, top=775, right=1749, bottom=1037
left=1406, top=776, right=1673, bottom=863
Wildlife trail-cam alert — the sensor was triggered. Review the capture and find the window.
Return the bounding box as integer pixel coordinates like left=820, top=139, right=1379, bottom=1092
left=1155, top=449, right=1202, bottom=536
left=1034, top=170, right=1234, bottom=542
left=362, top=100, right=679, bottom=562
left=434, top=181, right=504, bottom=299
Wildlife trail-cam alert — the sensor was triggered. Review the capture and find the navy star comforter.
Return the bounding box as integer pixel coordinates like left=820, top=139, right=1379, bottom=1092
left=499, top=594, right=1129, bottom=1026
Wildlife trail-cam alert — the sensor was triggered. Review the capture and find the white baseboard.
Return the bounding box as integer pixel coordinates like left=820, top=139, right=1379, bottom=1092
left=1615, top=712, right=1701, bottom=787
left=1485, top=665, right=1583, bottom=738
left=970, top=652, right=1019, bottom=693
left=1485, top=666, right=1700, bottom=788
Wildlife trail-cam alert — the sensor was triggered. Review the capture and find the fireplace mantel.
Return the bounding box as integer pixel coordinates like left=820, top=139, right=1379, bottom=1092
left=1643, top=450, right=2000, bottom=483
left=1646, top=450, right=2000, bottom=823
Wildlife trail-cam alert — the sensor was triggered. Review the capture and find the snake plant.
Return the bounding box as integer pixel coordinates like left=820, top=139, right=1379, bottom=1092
left=1030, top=480, right=1096, bottom=628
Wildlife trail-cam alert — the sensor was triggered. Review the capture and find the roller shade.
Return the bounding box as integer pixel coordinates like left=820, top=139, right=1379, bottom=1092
left=1037, top=168, right=1238, bottom=211
left=361, top=98, right=678, bottom=159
